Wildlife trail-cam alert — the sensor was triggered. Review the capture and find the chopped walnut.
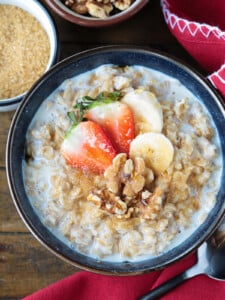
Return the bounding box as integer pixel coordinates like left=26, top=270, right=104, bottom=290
left=104, top=153, right=145, bottom=197
left=144, top=167, right=154, bottom=187
left=123, top=158, right=145, bottom=197
left=116, top=207, right=140, bottom=219
left=63, top=0, right=133, bottom=18
left=72, top=1, right=89, bottom=14
left=65, top=0, right=75, bottom=7
left=139, top=187, right=163, bottom=220
left=114, top=0, right=131, bottom=10
left=87, top=188, right=127, bottom=215
left=87, top=154, right=163, bottom=220
left=104, top=153, right=127, bottom=194
left=86, top=1, right=113, bottom=18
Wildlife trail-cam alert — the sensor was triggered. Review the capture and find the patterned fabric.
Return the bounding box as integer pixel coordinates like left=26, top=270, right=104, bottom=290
left=161, top=0, right=225, bottom=97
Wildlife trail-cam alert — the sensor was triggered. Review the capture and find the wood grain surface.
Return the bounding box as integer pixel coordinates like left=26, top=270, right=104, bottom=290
left=0, top=1, right=205, bottom=299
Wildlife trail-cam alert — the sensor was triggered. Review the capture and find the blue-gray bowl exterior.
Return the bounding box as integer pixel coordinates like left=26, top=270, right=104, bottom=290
left=6, top=46, right=225, bottom=274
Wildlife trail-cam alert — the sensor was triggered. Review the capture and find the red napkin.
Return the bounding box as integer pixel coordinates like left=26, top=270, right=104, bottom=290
left=161, top=0, right=225, bottom=98
left=23, top=1, right=225, bottom=299
left=23, top=253, right=225, bottom=300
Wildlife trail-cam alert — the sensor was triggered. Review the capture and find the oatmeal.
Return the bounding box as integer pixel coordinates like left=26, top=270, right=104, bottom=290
left=23, top=65, right=222, bottom=261
left=0, top=5, right=50, bottom=99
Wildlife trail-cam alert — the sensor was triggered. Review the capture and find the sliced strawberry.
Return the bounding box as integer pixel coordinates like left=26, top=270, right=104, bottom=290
left=84, top=101, right=135, bottom=154
left=61, top=121, right=116, bottom=174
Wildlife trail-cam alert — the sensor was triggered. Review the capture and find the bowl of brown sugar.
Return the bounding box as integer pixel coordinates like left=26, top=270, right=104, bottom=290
left=0, top=0, right=59, bottom=111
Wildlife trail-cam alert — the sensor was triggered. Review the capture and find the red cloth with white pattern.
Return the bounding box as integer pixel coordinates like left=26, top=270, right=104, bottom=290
left=161, top=0, right=225, bottom=97
left=23, top=1, right=225, bottom=299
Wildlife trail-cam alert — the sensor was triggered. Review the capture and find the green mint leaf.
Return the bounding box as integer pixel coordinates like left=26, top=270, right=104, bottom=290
left=72, top=91, right=122, bottom=121
left=107, top=91, right=121, bottom=101
left=67, top=111, right=77, bottom=125
left=82, top=95, right=95, bottom=101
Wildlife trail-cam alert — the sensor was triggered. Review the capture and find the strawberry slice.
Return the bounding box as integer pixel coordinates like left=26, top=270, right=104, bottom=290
left=80, top=93, right=135, bottom=154
left=61, top=121, right=116, bottom=174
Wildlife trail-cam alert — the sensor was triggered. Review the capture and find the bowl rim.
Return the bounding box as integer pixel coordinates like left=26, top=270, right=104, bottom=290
left=44, top=0, right=149, bottom=27
left=6, top=45, right=225, bottom=275
left=0, top=0, right=59, bottom=107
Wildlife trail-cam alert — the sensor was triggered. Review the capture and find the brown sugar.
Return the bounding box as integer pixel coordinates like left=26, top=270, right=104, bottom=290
left=0, top=5, right=50, bottom=99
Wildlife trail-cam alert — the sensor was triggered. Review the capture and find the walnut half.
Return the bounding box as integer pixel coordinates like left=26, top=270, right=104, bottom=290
left=139, top=187, right=163, bottom=220
left=104, top=153, right=146, bottom=197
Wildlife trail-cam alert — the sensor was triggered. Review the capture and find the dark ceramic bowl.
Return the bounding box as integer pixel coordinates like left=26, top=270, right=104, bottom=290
left=44, top=0, right=149, bottom=27
left=6, top=46, right=225, bottom=275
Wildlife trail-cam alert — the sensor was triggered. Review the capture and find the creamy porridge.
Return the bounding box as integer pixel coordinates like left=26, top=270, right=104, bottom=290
left=23, top=65, right=222, bottom=261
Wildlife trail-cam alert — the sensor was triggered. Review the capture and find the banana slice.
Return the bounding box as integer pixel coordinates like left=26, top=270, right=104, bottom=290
left=129, top=132, right=174, bottom=175
left=122, top=89, right=163, bottom=134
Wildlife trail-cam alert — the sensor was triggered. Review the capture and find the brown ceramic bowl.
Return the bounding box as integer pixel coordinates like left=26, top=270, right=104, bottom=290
left=6, top=46, right=225, bottom=275
left=44, top=0, right=149, bottom=27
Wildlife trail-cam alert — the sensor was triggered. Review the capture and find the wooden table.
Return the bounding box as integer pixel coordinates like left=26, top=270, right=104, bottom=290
left=0, top=1, right=205, bottom=299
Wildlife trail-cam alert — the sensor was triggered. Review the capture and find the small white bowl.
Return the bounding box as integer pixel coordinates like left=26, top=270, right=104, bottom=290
left=0, top=0, right=59, bottom=112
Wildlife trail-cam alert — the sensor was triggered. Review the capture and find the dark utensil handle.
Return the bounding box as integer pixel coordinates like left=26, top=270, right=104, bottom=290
left=138, top=272, right=187, bottom=300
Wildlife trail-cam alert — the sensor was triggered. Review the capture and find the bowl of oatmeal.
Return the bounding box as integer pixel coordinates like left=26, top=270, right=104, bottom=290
left=0, top=0, right=59, bottom=112
left=44, top=0, right=148, bottom=27
left=6, top=46, right=225, bottom=274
